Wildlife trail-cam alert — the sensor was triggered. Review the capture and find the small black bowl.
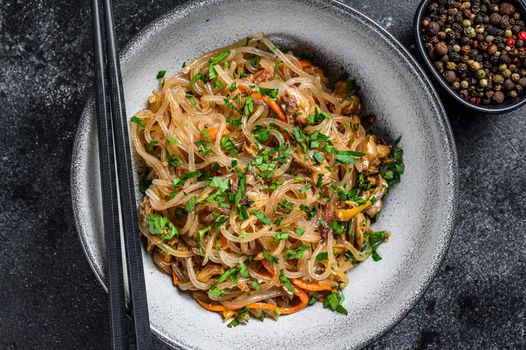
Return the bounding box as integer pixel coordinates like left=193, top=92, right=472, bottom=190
left=414, top=0, right=526, bottom=113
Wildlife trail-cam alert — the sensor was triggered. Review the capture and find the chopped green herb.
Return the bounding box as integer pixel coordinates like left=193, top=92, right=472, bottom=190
left=186, top=93, right=198, bottom=106
left=334, top=150, right=364, bottom=165
left=300, top=183, right=312, bottom=194
left=166, top=150, right=183, bottom=168
left=250, top=55, right=261, bottom=66
left=256, top=86, right=279, bottom=99
left=146, top=140, right=158, bottom=151
left=210, top=176, right=230, bottom=192
left=253, top=125, right=271, bottom=143
left=252, top=279, right=261, bottom=292
left=208, top=285, right=225, bottom=299
left=274, top=61, right=283, bottom=74
left=226, top=319, right=240, bottom=328
left=316, top=252, right=329, bottom=262
left=145, top=213, right=178, bottom=241
left=312, top=151, right=324, bottom=164
left=214, top=79, right=224, bottom=89
left=252, top=210, right=271, bottom=225
left=332, top=220, right=344, bottom=235
left=185, top=195, right=197, bottom=212
left=131, top=116, right=144, bottom=127
left=323, top=291, right=348, bottom=315
left=284, top=244, right=309, bottom=260
left=263, top=250, right=278, bottom=264
left=230, top=81, right=237, bottom=92
left=294, top=228, right=305, bottom=236
left=208, top=51, right=230, bottom=79
left=243, top=95, right=254, bottom=115
left=279, top=269, right=296, bottom=293
left=190, top=72, right=206, bottom=85
left=239, top=260, right=250, bottom=278
left=226, top=115, right=241, bottom=127
left=273, top=231, right=289, bottom=242
left=156, top=70, right=166, bottom=79
left=308, top=296, right=319, bottom=305
left=195, top=140, right=211, bottom=155
left=221, top=136, right=238, bottom=157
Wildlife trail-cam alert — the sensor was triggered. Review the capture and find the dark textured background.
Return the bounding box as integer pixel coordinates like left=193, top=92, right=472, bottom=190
left=0, top=0, right=524, bottom=349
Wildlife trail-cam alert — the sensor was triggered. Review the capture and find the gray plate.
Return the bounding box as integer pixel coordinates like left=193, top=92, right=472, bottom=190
left=71, top=0, right=458, bottom=349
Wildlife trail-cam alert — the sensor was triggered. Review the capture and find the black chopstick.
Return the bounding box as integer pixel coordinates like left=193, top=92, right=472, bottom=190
left=91, top=0, right=128, bottom=348
left=91, top=0, right=152, bottom=349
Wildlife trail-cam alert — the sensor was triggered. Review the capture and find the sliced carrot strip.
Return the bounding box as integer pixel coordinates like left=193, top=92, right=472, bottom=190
left=220, top=235, right=229, bottom=251
left=280, top=287, right=309, bottom=314
left=291, top=278, right=336, bottom=292
left=298, top=60, right=312, bottom=69
left=196, top=299, right=234, bottom=312
left=251, top=92, right=287, bottom=122
left=237, top=84, right=249, bottom=94
left=205, top=127, right=230, bottom=141
left=261, top=259, right=274, bottom=275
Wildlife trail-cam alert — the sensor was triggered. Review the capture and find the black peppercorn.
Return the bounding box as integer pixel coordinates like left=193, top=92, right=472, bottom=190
left=493, top=91, right=505, bottom=102
left=500, top=2, right=515, bottom=15
left=427, top=22, right=440, bottom=35
left=490, top=13, right=502, bottom=25
left=444, top=70, right=457, bottom=82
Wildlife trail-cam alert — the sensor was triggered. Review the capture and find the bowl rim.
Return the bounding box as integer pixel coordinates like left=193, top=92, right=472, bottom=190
left=71, top=0, right=459, bottom=348
left=413, top=0, right=526, bottom=114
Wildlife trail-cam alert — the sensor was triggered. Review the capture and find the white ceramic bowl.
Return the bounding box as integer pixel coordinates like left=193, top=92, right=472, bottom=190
left=71, top=0, right=458, bottom=349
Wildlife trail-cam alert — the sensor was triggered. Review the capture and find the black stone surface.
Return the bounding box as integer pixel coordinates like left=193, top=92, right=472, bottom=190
left=0, top=0, right=524, bottom=349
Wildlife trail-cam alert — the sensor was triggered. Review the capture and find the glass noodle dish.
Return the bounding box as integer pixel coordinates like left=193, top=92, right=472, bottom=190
left=131, top=33, right=404, bottom=327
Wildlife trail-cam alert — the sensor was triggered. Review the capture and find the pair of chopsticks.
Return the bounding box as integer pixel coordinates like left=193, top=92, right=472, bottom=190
left=90, top=0, right=152, bottom=349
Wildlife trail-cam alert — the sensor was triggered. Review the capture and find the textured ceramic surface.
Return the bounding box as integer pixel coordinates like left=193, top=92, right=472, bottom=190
left=71, top=0, right=458, bottom=349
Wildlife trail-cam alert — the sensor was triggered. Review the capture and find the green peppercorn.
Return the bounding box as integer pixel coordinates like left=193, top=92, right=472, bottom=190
left=462, top=1, right=471, bottom=9
left=504, top=29, right=513, bottom=38
left=508, top=90, right=518, bottom=98
left=494, top=74, right=505, bottom=84
left=462, top=19, right=472, bottom=27
left=486, top=35, right=495, bottom=42
left=498, top=63, right=507, bottom=72
left=453, top=44, right=461, bottom=52
left=479, top=78, right=489, bottom=88
left=503, top=69, right=512, bottom=78
left=476, top=69, right=487, bottom=78
left=476, top=25, right=485, bottom=34
left=446, top=61, right=457, bottom=70
left=460, top=80, right=469, bottom=89
left=469, top=61, right=482, bottom=71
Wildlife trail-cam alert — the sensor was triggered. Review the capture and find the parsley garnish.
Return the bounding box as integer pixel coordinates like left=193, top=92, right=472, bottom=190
left=273, top=231, right=289, bottom=242
left=323, top=291, right=348, bottom=315
left=156, top=70, right=166, bottom=79
left=279, top=269, right=296, bottom=293
left=221, top=136, right=238, bottom=157
left=334, top=150, right=364, bottom=165
left=131, top=116, right=144, bottom=127
left=145, top=213, right=178, bottom=241
left=166, top=150, right=183, bottom=168
left=252, top=210, right=271, bottom=225
left=239, top=260, right=250, bottom=278
left=253, top=125, right=271, bottom=143
left=195, top=140, right=211, bottom=155
left=316, top=252, right=328, bottom=262
left=208, top=285, right=225, bottom=299
left=208, top=50, right=230, bottom=79
left=263, top=250, right=278, bottom=264
left=227, top=319, right=240, bottom=328
left=190, top=72, right=206, bottom=85
left=185, top=195, right=197, bottom=212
